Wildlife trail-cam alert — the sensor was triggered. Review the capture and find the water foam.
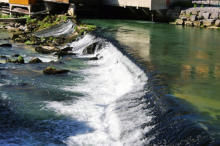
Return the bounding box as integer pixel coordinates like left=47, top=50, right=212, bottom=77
left=45, top=34, right=153, bottom=145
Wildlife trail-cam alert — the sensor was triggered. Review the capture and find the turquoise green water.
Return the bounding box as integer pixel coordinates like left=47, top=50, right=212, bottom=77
left=82, top=19, right=220, bottom=133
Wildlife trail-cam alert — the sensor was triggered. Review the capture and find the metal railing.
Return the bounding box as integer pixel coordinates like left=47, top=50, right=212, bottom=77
left=192, top=0, right=220, bottom=6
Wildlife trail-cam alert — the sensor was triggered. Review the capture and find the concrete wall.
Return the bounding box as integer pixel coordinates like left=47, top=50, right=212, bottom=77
left=103, top=0, right=192, bottom=10
left=103, top=0, right=151, bottom=9
left=0, top=0, right=9, bottom=3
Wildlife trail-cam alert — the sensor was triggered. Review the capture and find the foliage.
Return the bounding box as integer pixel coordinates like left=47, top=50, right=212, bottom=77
left=194, top=4, right=197, bottom=8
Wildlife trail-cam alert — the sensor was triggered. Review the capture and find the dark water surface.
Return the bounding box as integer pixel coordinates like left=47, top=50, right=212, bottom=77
left=82, top=19, right=220, bottom=139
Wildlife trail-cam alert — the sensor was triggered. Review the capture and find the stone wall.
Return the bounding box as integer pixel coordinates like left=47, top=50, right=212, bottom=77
left=175, top=7, right=220, bottom=28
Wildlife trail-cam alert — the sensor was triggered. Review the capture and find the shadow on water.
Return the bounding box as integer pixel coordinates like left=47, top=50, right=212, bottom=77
left=0, top=46, right=93, bottom=145
left=0, top=98, right=94, bottom=145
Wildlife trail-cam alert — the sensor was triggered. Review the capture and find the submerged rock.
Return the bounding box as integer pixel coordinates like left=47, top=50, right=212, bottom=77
left=0, top=43, right=12, bottom=47
left=83, top=42, right=102, bottom=55
left=35, top=46, right=59, bottom=54
left=29, top=58, right=42, bottom=64
left=43, top=66, right=69, bottom=75
left=6, top=56, right=24, bottom=64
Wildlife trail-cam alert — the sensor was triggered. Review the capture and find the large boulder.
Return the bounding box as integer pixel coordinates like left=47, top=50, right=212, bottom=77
left=176, top=19, right=184, bottom=25
left=202, top=12, right=210, bottom=19
left=29, top=58, right=42, bottom=64
left=203, top=19, right=215, bottom=27
left=43, top=66, right=69, bottom=75
left=35, top=46, right=59, bottom=54
left=215, top=20, right=220, bottom=27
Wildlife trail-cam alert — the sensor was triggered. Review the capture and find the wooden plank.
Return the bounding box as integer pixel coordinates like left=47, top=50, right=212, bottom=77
left=9, top=0, right=37, bottom=5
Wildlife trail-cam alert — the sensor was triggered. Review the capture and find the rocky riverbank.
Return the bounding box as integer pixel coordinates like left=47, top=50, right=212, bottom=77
left=0, top=14, right=97, bottom=74
left=175, top=7, right=220, bottom=29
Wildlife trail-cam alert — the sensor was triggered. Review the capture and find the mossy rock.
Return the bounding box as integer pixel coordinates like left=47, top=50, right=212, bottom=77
left=43, top=66, right=69, bottom=75
left=29, top=58, right=42, bottom=64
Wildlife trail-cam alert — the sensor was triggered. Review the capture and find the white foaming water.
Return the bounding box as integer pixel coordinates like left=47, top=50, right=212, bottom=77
left=45, top=34, right=153, bottom=146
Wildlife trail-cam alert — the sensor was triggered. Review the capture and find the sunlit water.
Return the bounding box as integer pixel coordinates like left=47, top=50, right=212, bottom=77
left=82, top=19, right=220, bottom=139
left=1, top=19, right=220, bottom=145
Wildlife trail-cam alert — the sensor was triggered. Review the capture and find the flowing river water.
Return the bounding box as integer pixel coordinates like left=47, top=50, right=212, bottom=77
left=0, top=20, right=220, bottom=145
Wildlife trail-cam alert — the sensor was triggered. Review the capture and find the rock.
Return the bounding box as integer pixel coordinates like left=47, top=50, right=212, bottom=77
left=6, top=56, right=24, bottom=64
left=35, top=46, right=59, bottom=54
left=0, top=43, right=12, bottom=47
left=68, top=3, right=75, bottom=17
left=62, top=47, right=73, bottom=52
left=89, top=57, right=99, bottom=60
left=12, top=54, right=20, bottom=57
left=202, top=12, right=210, bottom=19
left=198, top=11, right=204, bottom=20
left=180, top=16, right=187, bottom=21
left=211, top=12, right=219, bottom=19
left=83, top=42, right=98, bottom=55
left=186, top=10, right=192, bottom=15
left=190, top=15, right=197, bottom=21
left=15, top=23, right=21, bottom=28
left=185, top=21, right=193, bottom=26
left=203, top=19, right=215, bottom=27
left=176, top=19, right=184, bottom=25
left=29, top=58, right=42, bottom=64
left=55, top=50, right=76, bottom=58
left=192, top=10, right=198, bottom=15
left=180, top=10, right=186, bottom=15
left=193, top=21, right=202, bottom=27
left=0, top=55, right=7, bottom=59
left=43, top=66, right=69, bottom=75
left=215, top=20, right=220, bottom=27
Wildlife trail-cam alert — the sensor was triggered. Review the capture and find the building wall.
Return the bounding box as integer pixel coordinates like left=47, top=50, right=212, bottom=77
left=103, top=0, right=191, bottom=10
left=0, top=0, right=9, bottom=3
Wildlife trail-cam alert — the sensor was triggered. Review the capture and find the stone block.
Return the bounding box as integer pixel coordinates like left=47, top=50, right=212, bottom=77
left=203, top=19, right=215, bottom=27
left=185, top=21, right=193, bottom=26
left=180, top=16, right=187, bottom=21
left=198, top=11, right=204, bottom=20
left=215, top=20, right=220, bottom=27
left=202, top=12, right=210, bottom=19
left=210, top=12, right=219, bottom=19
left=180, top=10, right=186, bottom=15
left=186, top=10, right=192, bottom=15
left=190, top=15, right=197, bottom=21
left=176, top=19, right=184, bottom=25
left=193, top=21, right=202, bottom=27
left=192, top=10, right=198, bottom=15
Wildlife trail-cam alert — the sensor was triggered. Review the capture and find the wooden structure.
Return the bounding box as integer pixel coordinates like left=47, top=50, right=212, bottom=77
left=6, top=0, right=70, bottom=15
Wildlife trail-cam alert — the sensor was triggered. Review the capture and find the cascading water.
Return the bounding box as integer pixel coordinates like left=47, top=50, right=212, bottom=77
left=45, top=34, right=153, bottom=145
left=0, top=26, right=218, bottom=145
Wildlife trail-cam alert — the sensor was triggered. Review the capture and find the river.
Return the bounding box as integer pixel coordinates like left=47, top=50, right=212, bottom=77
left=0, top=20, right=220, bottom=145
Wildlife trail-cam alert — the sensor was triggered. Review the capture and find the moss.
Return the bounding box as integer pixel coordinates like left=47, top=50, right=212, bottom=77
left=25, top=40, right=34, bottom=45
left=17, top=56, right=24, bottom=62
